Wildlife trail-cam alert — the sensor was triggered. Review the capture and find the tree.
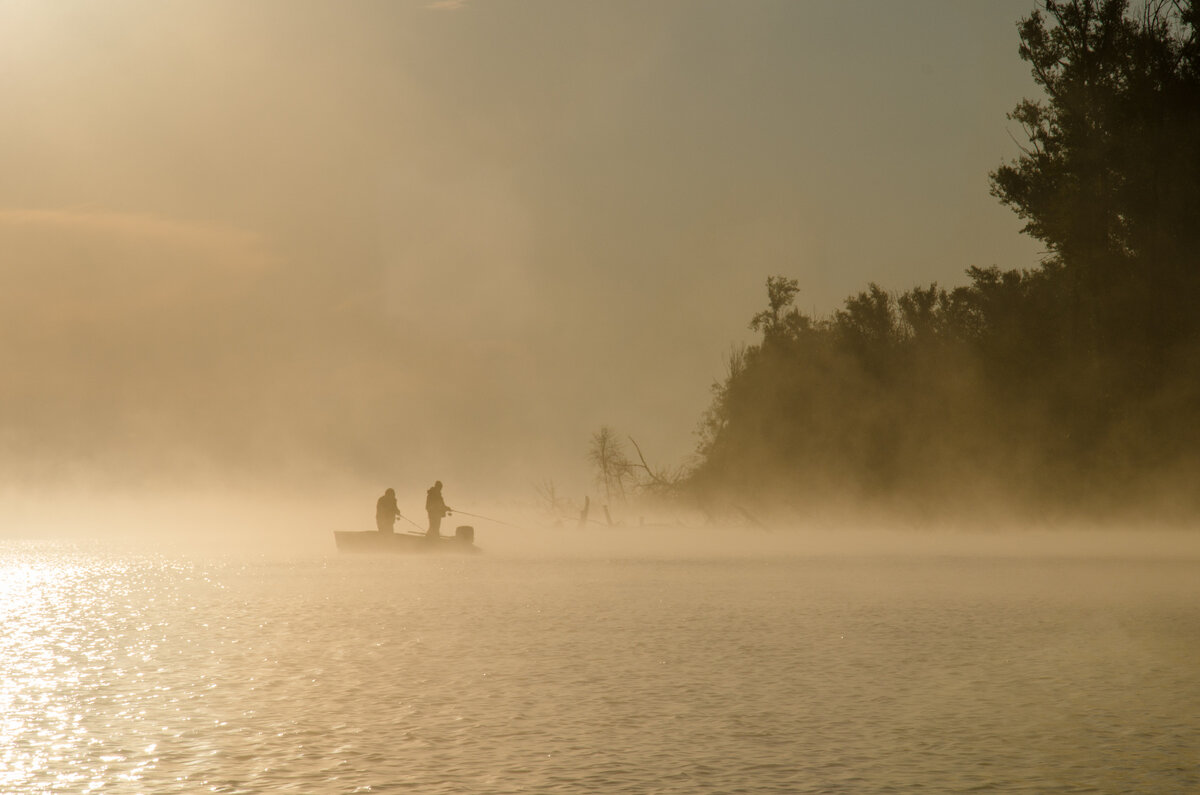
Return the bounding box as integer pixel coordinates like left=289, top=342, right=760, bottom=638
left=990, top=0, right=1200, bottom=375
left=587, top=425, right=633, bottom=506
left=685, top=2, right=1200, bottom=518
left=991, top=1, right=1138, bottom=268
left=833, top=283, right=900, bottom=377
left=749, top=276, right=809, bottom=347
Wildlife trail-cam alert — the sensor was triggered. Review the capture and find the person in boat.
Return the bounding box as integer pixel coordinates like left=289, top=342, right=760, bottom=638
left=425, top=480, right=452, bottom=538
left=376, top=488, right=401, bottom=534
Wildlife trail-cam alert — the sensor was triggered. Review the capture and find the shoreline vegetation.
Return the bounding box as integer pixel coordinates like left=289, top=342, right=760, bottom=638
left=585, top=1, right=1200, bottom=527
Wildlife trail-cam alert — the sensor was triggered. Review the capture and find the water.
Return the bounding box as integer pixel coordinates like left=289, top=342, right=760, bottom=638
left=2, top=537, right=1198, bottom=793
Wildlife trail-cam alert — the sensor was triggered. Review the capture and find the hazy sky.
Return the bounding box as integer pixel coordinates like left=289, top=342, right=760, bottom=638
left=2, top=1, right=1045, bottom=505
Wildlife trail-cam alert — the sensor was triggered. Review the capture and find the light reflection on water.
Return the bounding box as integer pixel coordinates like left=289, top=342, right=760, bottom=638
left=1, top=539, right=1198, bottom=793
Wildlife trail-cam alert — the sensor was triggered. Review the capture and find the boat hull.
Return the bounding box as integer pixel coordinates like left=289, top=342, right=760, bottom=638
left=333, top=530, right=480, bottom=554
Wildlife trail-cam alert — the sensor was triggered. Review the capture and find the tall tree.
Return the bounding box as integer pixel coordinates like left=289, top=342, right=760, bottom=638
left=990, top=0, right=1200, bottom=376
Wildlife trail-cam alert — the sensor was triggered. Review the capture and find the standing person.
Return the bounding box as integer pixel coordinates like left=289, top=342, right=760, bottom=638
left=425, top=480, right=451, bottom=538
left=376, top=488, right=400, bottom=534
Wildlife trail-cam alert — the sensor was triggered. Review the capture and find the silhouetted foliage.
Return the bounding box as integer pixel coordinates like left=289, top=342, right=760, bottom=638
left=689, top=1, right=1200, bottom=519
left=587, top=425, right=634, bottom=505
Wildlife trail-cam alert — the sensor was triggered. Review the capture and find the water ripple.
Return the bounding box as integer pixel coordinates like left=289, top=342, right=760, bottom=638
left=1, top=543, right=1198, bottom=793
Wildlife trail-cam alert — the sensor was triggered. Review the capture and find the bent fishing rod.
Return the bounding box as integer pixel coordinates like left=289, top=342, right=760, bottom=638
left=445, top=508, right=523, bottom=528
left=399, top=514, right=426, bottom=532
left=396, top=507, right=521, bottom=529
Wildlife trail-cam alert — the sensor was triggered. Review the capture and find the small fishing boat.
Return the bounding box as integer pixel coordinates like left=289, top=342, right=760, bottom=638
left=333, top=525, right=480, bottom=554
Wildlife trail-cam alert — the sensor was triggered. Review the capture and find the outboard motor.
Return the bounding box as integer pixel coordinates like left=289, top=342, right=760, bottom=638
left=455, top=525, right=474, bottom=544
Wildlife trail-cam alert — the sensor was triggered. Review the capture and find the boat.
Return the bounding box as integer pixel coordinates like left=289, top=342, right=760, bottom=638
left=333, top=525, right=480, bottom=554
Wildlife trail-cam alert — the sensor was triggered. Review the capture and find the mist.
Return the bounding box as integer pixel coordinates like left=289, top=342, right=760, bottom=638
left=6, top=0, right=1197, bottom=545
left=7, top=8, right=1200, bottom=794
left=1, top=1, right=1065, bottom=537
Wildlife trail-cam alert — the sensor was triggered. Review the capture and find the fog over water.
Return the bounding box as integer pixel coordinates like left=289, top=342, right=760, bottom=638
left=1, top=0, right=1043, bottom=506
left=4, top=2, right=1200, bottom=791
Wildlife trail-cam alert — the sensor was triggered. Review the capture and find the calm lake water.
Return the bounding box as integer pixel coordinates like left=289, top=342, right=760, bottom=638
left=2, top=534, right=1198, bottom=794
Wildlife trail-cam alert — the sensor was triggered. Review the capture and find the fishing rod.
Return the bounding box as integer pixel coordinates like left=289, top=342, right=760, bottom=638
left=446, top=508, right=523, bottom=528
left=400, top=514, right=427, bottom=532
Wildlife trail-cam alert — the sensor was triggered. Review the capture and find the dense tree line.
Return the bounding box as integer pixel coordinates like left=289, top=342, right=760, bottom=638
left=688, top=0, right=1200, bottom=519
